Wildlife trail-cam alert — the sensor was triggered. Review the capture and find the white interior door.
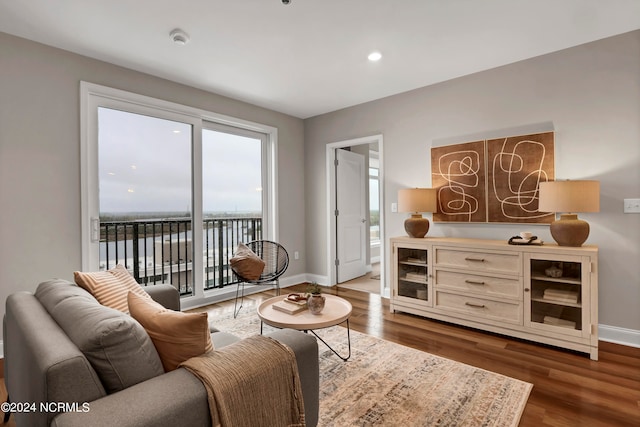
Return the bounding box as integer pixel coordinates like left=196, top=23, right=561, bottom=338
left=336, top=149, right=367, bottom=282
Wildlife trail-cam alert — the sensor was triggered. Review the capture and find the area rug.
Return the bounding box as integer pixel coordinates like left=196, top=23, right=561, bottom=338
left=211, top=309, right=532, bottom=427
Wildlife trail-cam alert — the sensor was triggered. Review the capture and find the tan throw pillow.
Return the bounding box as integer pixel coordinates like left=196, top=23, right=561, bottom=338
left=74, top=264, right=150, bottom=313
left=128, top=291, right=214, bottom=372
left=230, top=242, right=265, bottom=281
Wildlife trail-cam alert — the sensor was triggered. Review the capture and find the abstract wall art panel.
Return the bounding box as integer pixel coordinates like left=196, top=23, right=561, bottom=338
left=431, top=141, right=487, bottom=223
left=487, top=133, right=555, bottom=223
left=431, top=131, right=555, bottom=224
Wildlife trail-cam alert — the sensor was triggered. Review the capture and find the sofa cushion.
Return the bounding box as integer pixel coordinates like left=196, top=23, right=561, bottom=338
left=230, top=242, right=265, bottom=280
left=74, top=264, right=151, bottom=313
left=35, top=280, right=165, bottom=394
left=128, top=292, right=214, bottom=372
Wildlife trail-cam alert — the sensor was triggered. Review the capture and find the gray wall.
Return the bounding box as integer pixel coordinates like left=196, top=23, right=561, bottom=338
left=0, top=32, right=306, bottom=340
left=304, top=30, right=640, bottom=334
left=2, top=29, right=639, bottom=342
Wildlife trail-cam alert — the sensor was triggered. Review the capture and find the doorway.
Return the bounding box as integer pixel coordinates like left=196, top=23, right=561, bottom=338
left=335, top=148, right=367, bottom=283
left=326, top=135, right=386, bottom=296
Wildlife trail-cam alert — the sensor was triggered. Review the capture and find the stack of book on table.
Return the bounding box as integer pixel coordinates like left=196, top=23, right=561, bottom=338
left=272, top=294, right=308, bottom=315
left=542, top=288, right=579, bottom=304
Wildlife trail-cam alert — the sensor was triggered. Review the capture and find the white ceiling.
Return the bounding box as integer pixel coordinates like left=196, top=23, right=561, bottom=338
left=1, top=0, right=639, bottom=118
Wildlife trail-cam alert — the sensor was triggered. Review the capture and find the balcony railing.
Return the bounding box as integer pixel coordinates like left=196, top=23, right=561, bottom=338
left=100, top=216, right=262, bottom=296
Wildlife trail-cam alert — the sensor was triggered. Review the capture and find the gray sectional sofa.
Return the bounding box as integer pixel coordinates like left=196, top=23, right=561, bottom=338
left=3, top=279, right=319, bottom=426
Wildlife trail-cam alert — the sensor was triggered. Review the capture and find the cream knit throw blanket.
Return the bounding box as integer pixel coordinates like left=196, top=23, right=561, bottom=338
left=180, top=335, right=305, bottom=427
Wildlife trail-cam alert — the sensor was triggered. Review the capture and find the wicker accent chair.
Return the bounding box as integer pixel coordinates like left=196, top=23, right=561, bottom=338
left=233, top=240, right=289, bottom=318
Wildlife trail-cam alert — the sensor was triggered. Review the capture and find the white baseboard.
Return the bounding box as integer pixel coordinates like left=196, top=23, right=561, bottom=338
left=279, top=273, right=309, bottom=288
left=303, top=274, right=330, bottom=287
left=598, top=324, right=640, bottom=348
left=0, top=340, right=3, bottom=359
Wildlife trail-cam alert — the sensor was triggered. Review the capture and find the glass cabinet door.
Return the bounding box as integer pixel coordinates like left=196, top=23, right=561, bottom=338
left=525, top=255, right=589, bottom=337
left=396, top=247, right=430, bottom=304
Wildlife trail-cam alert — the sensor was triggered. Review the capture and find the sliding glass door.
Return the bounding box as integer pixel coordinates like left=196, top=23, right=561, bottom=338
left=98, top=107, right=195, bottom=293
left=82, top=82, right=276, bottom=303
left=201, top=123, right=266, bottom=289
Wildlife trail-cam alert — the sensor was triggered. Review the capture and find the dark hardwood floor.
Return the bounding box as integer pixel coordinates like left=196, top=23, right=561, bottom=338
left=223, top=284, right=640, bottom=427
left=2, top=284, right=638, bottom=426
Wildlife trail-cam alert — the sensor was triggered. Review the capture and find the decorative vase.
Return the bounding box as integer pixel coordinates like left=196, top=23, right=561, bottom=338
left=307, top=294, right=325, bottom=314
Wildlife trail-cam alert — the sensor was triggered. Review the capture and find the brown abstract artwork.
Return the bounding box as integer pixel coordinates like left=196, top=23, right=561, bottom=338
left=431, top=132, right=555, bottom=224
left=487, top=133, right=555, bottom=223
left=432, top=141, right=486, bottom=223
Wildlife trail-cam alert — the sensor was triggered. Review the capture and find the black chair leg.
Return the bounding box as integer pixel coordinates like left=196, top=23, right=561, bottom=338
left=234, top=282, right=245, bottom=318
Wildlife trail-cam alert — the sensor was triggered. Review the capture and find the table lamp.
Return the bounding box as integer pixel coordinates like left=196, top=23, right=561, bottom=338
left=398, top=188, right=437, bottom=238
left=538, top=180, right=600, bottom=247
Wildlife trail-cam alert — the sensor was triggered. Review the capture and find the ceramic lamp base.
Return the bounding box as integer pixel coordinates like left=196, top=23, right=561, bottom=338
left=550, top=214, right=590, bottom=247
left=404, top=214, right=430, bottom=238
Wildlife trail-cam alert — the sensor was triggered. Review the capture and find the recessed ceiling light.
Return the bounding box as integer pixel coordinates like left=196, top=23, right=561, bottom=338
left=170, top=29, right=190, bottom=45
left=368, top=51, right=382, bottom=62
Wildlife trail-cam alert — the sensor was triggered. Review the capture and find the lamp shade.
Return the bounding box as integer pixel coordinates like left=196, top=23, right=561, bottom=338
left=538, top=180, right=600, bottom=213
left=398, top=188, right=437, bottom=213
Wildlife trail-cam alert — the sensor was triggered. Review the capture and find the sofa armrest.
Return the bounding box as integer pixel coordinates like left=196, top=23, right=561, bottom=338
left=5, top=292, right=106, bottom=427
left=266, top=329, right=319, bottom=427
left=144, top=283, right=180, bottom=311
left=51, top=369, right=210, bottom=427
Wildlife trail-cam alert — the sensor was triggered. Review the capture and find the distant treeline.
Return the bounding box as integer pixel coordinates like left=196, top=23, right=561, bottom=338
left=100, top=211, right=262, bottom=222
left=370, top=210, right=379, bottom=226
left=101, top=210, right=379, bottom=224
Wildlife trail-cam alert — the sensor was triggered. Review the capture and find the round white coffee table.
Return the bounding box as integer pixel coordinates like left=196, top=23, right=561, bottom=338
left=257, top=294, right=352, bottom=361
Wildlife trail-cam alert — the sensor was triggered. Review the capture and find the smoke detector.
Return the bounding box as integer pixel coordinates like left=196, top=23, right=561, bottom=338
left=170, top=29, right=190, bottom=45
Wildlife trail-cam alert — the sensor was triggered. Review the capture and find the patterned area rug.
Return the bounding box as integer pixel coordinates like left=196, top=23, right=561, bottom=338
left=211, top=309, right=532, bottom=427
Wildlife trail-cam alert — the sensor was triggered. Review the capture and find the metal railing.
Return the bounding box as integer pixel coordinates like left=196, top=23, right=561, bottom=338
left=100, top=216, right=262, bottom=296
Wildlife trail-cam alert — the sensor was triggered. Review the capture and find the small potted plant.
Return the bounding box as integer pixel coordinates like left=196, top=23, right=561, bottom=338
left=306, top=282, right=325, bottom=314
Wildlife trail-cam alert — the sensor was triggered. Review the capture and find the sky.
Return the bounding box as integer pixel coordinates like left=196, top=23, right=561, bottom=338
left=98, top=107, right=262, bottom=214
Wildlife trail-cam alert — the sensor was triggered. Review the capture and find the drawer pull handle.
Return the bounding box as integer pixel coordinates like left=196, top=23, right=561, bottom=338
left=465, top=302, right=485, bottom=308
left=465, top=280, right=485, bottom=285
left=465, top=257, right=485, bottom=262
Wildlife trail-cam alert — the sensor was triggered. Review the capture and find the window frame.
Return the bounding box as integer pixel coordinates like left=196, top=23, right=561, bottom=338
left=80, top=82, right=278, bottom=304
left=202, top=121, right=271, bottom=227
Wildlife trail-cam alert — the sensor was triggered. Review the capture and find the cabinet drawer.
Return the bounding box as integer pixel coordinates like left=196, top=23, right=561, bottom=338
left=434, top=248, right=521, bottom=275
left=435, top=291, right=522, bottom=324
left=434, top=270, right=521, bottom=299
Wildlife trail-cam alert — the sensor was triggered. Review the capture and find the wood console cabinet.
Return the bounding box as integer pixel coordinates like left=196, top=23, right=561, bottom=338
left=390, top=236, right=599, bottom=360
